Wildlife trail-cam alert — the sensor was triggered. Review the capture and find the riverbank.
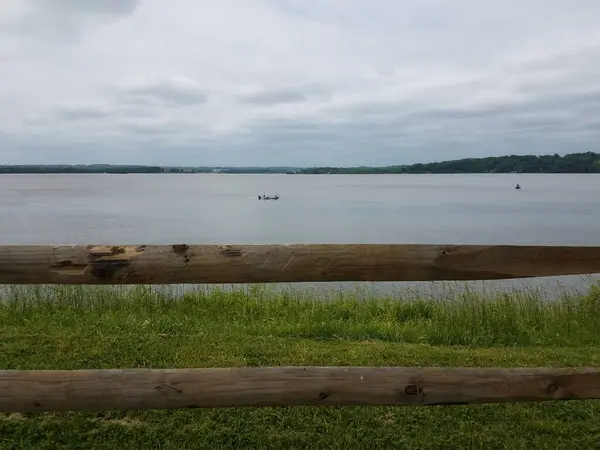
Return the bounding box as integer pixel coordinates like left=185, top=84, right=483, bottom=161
left=1, top=285, right=600, bottom=448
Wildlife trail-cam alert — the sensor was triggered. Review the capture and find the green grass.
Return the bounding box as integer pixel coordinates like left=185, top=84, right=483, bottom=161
left=1, top=284, right=600, bottom=449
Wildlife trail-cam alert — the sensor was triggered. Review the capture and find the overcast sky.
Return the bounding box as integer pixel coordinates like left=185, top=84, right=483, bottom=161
left=1, top=0, right=600, bottom=166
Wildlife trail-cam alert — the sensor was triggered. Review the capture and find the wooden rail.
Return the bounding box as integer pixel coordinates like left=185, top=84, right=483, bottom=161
left=2, top=367, right=600, bottom=412
left=1, top=244, right=600, bottom=284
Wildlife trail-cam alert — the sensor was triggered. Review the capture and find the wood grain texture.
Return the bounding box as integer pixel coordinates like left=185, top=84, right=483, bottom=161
left=1, top=367, right=599, bottom=412
left=1, top=244, right=600, bottom=284
left=0, top=244, right=600, bottom=284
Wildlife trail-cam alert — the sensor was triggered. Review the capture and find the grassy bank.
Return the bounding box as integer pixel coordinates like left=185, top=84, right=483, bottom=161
left=1, top=284, right=600, bottom=449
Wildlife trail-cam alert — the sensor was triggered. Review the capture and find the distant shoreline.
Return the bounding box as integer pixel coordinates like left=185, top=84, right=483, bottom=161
left=2, top=171, right=600, bottom=175
left=1, top=151, right=598, bottom=174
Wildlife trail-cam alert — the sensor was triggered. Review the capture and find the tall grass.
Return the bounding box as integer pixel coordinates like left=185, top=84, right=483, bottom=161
left=2, top=283, right=599, bottom=347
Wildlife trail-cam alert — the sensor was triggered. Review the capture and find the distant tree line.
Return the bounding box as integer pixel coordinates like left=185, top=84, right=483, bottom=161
left=1, top=152, right=599, bottom=174
left=0, top=164, right=299, bottom=174
left=0, top=165, right=165, bottom=174
left=298, top=152, right=600, bottom=174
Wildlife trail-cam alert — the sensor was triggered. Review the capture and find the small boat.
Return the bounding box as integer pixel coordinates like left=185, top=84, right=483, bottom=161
left=258, top=194, right=279, bottom=200
left=515, top=184, right=521, bottom=190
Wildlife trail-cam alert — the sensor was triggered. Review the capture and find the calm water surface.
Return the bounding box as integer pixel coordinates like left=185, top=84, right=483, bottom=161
left=1, top=173, right=599, bottom=296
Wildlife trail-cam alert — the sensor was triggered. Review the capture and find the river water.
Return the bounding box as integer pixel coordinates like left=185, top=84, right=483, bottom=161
left=1, top=173, right=599, bottom=297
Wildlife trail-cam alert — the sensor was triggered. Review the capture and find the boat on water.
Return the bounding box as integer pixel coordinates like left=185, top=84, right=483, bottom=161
left=258, top=194, right=279, bottom=200
left=515, top=184, right=521, bottom=190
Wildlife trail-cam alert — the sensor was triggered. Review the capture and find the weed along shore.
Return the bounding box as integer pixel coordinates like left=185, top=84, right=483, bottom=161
left=1, top=284, right=600, bottom=448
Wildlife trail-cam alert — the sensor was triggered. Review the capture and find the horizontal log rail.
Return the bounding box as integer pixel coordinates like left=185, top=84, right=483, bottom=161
left=1, top=244, right=600, bottom=284
left=1, top=367, right=600, bottom=412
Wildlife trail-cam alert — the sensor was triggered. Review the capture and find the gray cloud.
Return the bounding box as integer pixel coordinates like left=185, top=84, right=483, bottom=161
left=3, top=0, right=140, bottom=44
left=243, top=90, right=307, bottom=105
left=54, top=106, right=110, bottom=121
left=241, top=82, right=332, bottom=105
left=1, top=0, right=600, bottom=165
left=118, top=120, right=188, bottom=136
left=119, top=78, right=208, bottom=106
left=49, top=0, right=139, bottom=16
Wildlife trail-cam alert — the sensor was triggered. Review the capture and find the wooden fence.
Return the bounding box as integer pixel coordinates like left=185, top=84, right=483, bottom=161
left=1, top=243, right=600, bottom=412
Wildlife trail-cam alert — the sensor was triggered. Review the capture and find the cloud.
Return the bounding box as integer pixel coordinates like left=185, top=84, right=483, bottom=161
left=243, top=89, right=308, bottom=105
left=117, top=76, right=208, bottom=106
left=1, top=0, right=140, bottom=44
left=240, top=82, right=332, bottom=105
left=1, top=0, right=600, bottom=165
left=50, top=0, right=139, bottom=16
left=54, top=106, right=110, bottom=121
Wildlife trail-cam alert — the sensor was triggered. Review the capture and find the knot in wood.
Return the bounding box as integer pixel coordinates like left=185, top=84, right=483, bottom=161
left=172, top=244, right=189, bottom=255
left=404, top=384, right=422, bottom=395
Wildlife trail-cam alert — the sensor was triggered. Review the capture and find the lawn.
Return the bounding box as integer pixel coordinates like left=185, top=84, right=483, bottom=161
left=1, top=284, right=599, bottom=449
